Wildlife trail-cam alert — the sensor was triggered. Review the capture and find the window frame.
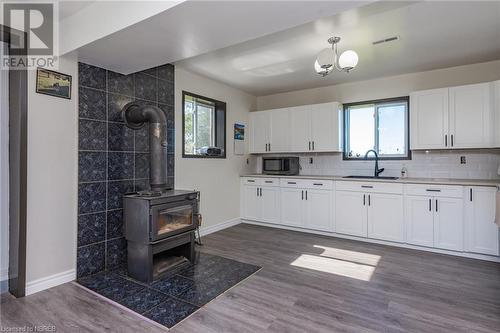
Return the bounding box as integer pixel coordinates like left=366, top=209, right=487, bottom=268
left=182, top=91, right=227, bottom=159
left=342, top=96, right=411, bottom=161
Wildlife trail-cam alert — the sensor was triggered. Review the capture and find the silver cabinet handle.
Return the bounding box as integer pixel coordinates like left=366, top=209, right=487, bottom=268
left=264, top=180, right=273, bottom=183
left=288, top=181, right=296, bottom=184
left=426, top=189, right=441, bottom=192
left=429, top=199, right=431, bottom=211
left=470, top=188, right=473, bottom=202
left=312, top=141, right=315, bottom=150
left=268, top=143, right=271, bottom=151
left=363, top=194, right=366, bottom=206
left=435, top=199, right=438, bottom=212
left=305, top=190, right=308, bottom=200
left=301, top=190, right=304, bottom=200
left=361, top=185, right=373, bottom=189
left=247, top=180, right=255, bottom=183
left=256, top=188, right=259, bottom=196
left=451, top=135, right=454, bottom=147
left=308, top=141, right=311, bottom=150
left=368, top=194, right=371, bottom=206
left=313, top=183, right=323, bottom=186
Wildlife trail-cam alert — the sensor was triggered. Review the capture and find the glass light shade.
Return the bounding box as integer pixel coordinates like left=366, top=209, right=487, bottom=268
left=316, top=48, right=335, bottom=70
left=314, top=59, right=331, bottom=77
left=338, top=50, right=358, bottom=71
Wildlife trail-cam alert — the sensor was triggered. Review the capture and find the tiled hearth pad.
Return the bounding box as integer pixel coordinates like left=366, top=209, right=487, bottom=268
left=77, top=253, right=261, bottom=329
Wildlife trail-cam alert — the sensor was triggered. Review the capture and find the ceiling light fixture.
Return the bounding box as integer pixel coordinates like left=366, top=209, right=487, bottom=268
left=314, top=36, right=358, bottom=77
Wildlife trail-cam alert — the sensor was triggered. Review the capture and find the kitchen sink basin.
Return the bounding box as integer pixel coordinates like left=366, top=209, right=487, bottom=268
left=343, top=175, right=399, bottom=180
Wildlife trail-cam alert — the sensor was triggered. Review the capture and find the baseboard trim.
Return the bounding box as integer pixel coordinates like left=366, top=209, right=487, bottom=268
left=25, top=269, right=76, bottom=296
left=199, top=218, right=241, bottom=237
left=243, top=220, right=500, bottom=263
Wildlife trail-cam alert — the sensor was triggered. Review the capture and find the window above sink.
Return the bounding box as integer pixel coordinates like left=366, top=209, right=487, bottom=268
left=343, top=97, right=410, bottom=160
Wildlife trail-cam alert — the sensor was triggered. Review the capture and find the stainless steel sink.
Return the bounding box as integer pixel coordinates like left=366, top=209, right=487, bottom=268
left=343, top=175, right=399, bottom=180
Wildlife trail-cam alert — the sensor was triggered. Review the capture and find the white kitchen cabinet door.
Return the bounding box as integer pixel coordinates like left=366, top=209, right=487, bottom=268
left=464, top=187, right=499, bottom=256
left=281, top=187, right=305, bottom=227
left=260, top=186, right=281, bottom=224
left=449, top=83, right=492, bottom=148
left=250, top=111, right=270, bottom=153
left=269, top=108, right=290, bottom=153
left=367, top=193, right=405, bottom=243
left=335, top=191, right=367, bottom=237
left=405, top=195, right=434, bottom=247
left=410, top=88, right=449, bottom=149
left=241, top=185, right=260, bottom=220
left=310, top=103, right=342, bottom=152
left=289, top=106, right=311, bottom=152
left=494, top=80, right=500, bottom=147
left=305, top=189, right=333, bottom=232
left=434, top=197, right=464, bottom=251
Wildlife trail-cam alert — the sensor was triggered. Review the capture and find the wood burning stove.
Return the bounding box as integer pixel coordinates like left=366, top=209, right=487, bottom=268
left=123, top=190, right=199, bottom=283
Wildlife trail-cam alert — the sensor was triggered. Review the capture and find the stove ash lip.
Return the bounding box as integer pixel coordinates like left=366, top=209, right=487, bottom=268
left=121, top=102, right=169, bottom=192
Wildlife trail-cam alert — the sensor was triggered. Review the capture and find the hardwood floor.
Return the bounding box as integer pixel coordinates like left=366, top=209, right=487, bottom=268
left=2, top=223, right=499, bottom=332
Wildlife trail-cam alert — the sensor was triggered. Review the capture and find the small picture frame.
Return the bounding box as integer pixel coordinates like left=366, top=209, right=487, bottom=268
left=36, top=68, right=72, bottom=99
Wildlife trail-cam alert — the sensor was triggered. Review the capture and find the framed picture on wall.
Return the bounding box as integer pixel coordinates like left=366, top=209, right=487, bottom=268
left=36, top=68, right=72, bottom=99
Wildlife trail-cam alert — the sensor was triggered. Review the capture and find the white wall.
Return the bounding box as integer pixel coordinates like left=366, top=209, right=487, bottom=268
left=25, top=53, right=78, bottom=293
left=256, top=60, right=500, bottom=110
left=0, top=42, right=9, bottom=289
left=175, top=68, right=256, bottom=230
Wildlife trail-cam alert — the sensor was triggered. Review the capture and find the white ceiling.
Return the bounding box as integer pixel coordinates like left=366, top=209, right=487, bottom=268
left=75, top=1, right=370, bottom=74
left=177, top=1, right=500, bottom=96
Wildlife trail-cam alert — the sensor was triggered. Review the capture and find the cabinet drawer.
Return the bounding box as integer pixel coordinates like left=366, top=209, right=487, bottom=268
left=405, top=184, right=463, bottom=198
left=335, top=181, right=403, bottom=194
left=241, top=177, right=280, bottom=187
left=280, top=179, right=334, bottom=190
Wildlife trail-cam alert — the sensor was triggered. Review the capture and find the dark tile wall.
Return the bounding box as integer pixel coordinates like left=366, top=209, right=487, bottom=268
left=77, top=63, right=175, bottom=278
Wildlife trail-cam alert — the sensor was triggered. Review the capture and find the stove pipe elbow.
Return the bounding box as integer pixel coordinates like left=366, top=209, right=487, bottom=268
left=122, top=102, right=168, bottom=192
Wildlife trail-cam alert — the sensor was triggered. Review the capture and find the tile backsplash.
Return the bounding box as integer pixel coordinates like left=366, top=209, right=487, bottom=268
left=77, top=62, right=175, bottom=278
left=253, top=150, right=500, bottom=179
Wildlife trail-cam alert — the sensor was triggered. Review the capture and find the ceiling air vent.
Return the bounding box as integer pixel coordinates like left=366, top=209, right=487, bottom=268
left=372, top=36, right=400, bottom=45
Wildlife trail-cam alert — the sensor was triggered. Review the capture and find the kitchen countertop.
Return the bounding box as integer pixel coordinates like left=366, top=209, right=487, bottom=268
left=241, top=174, right=500, bottom=187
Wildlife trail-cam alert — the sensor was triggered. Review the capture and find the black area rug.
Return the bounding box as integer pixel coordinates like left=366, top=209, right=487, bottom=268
left=77, top=252, right=261, bottom=329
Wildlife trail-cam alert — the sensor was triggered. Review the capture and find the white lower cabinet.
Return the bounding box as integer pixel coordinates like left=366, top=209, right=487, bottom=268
left=405, top=185, right=464, bottom=251
left=280, top=188, right=304, bottom=227
left=367, top=193, right=405, bottom=243
left=304, top=189, right=333, bottom=232
left=434, top=197, right=463, bottom=251
left=241, top=177, right=499, bottom=260
left=281, top=187, right=333, bottom=231
left=335, top=191, right=367, bottom=237
left=336, top=189, right=404, bottom=242
left=464, top=186, right=499, bottom=255
left=406, top=195, right=434, bottom=247
left=241, top=178, right=280, bottom=224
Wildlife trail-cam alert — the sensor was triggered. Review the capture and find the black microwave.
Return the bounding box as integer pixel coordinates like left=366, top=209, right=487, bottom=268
left=262, top=157, right=300, bottom=175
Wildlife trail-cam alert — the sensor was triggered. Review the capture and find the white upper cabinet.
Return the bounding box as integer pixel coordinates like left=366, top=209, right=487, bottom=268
left=251, top=102, right=342, bottom=154
left=249, top=111, right=271, bottom=153
left=493, top=80, right=500, bottom=147
left=410, top=82, right=494, bottom=150
left=310, top=103, right=342, bottom=152
left=449, top=83, right=492, bottom=148
left=410, top=88, right=449, bottom=149
left=269, top=108, right=290, bottom=153
left=289, top=106, right=311, bottom=152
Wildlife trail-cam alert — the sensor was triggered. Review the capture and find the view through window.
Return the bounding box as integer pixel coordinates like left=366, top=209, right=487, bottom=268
left=344, top=97, right=409, bottom=160
left=182, top=92, right=226, bottom=158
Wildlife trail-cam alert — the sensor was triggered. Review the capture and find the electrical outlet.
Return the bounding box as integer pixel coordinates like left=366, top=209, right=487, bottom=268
left=309, top=157, right=313, bottom=164
left=246, top=158, right=249, bottom=165
left=460, top=156, right=466, bottom=164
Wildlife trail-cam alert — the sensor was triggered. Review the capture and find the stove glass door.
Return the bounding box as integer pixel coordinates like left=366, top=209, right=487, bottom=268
left=156, top=204, right=194, bottom=238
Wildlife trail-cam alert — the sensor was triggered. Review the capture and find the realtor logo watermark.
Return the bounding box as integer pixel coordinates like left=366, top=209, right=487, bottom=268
left=1, top=1, right=59, bottom=69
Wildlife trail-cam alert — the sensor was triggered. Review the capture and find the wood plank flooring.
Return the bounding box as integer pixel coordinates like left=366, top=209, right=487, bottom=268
left=2, top=223, right=499, bottom=332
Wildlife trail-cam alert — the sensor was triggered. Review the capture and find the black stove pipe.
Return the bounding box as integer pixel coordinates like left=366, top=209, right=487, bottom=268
left=122, top=102, right=168, bottom=192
